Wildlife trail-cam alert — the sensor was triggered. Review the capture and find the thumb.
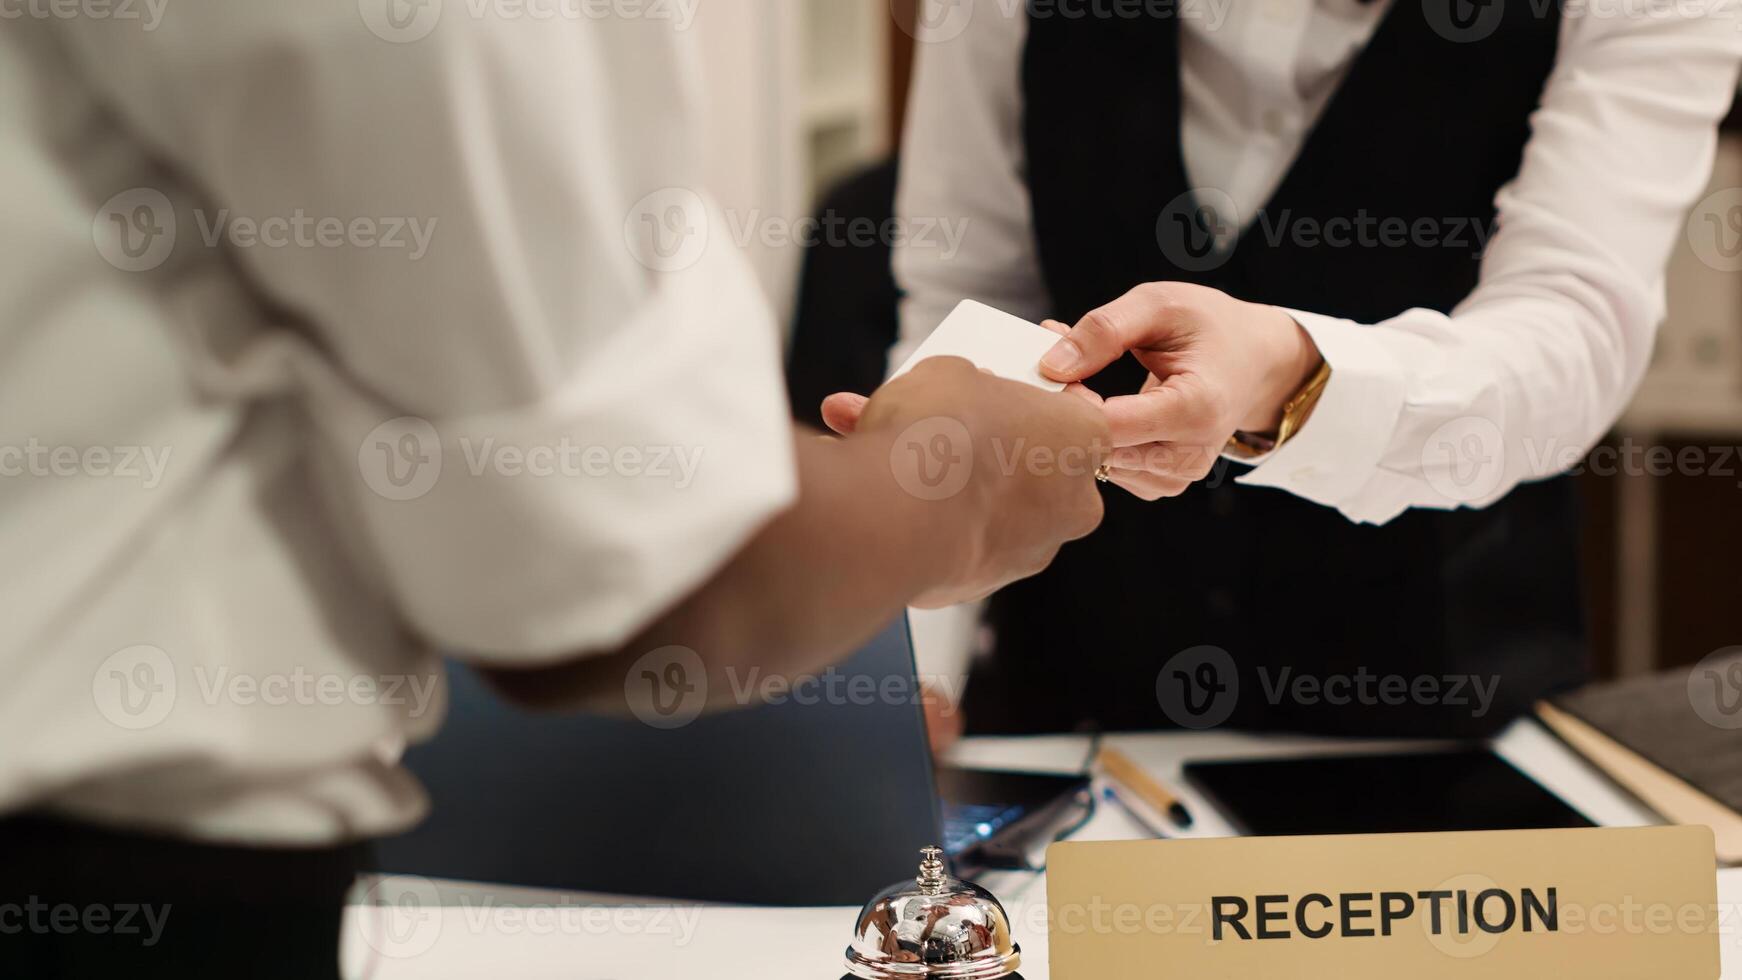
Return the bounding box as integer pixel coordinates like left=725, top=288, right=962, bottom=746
left=1039, top=284, right=1181, bottom=383
left=820, top=392, right=869, bottom=436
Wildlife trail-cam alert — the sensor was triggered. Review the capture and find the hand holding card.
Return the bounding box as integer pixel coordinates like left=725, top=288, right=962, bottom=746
left=888, top=300, right=1069, bottom=391
left=844, top=355, right=1108, bottom=607
left=821, top=301, right=1090, bottom=437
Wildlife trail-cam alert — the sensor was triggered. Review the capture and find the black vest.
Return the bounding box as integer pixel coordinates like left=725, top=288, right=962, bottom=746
left=969, top=0, right=1587, bottom=738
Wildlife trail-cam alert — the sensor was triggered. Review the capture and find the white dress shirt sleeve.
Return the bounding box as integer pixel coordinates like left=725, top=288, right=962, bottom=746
left=55, top=3, right=797, bottom=661
left=1243, top=6, right=1742, bottom=524
left=896, top=2, right=1742, bottom=529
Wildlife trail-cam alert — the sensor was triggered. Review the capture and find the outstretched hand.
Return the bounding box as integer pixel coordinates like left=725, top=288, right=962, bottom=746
left=1037, top=282, right=1322, bottom=499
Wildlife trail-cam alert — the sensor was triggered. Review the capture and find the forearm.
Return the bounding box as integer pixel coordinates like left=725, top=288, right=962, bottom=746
left=486, top=426, right=958, bottom=709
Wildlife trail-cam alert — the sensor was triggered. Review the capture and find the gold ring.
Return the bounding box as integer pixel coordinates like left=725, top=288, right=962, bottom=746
left=1094, top=462, right=1112, bottom=483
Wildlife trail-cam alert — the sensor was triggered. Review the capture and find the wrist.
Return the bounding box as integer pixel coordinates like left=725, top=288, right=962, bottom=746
left=1241, top=306, right=1324, bottom=434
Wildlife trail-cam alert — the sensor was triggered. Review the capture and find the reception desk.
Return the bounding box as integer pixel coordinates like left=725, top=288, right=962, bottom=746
left=342, top=721, right=1742, bottom=979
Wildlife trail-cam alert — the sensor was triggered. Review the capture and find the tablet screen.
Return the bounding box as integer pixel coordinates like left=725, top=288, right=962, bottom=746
left=1183, top=748, right=1595, bottom=836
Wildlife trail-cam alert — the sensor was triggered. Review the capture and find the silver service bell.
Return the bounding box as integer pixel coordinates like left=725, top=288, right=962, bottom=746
left=842, top=846, right=1023, bottom=980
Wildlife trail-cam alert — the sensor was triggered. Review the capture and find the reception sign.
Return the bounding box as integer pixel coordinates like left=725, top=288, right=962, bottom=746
left=1046, top=826, right=1719, bottom=979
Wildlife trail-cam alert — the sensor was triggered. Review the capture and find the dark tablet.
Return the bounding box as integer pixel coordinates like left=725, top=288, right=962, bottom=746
left=1183, top=747, right=1594, bottom=836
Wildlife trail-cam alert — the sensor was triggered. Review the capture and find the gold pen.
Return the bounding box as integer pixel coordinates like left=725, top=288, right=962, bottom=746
left=1095, top=747, right=1195, bottom=828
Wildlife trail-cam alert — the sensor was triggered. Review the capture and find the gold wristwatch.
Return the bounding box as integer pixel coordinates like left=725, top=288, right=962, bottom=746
left=1226, top=360, right=1332, bottom=459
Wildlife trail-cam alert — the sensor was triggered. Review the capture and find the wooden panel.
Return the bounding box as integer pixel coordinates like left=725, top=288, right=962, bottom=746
left=1576, top=465, right=1620, bottom=680
left=1654, top=437, right=1742, bottom=669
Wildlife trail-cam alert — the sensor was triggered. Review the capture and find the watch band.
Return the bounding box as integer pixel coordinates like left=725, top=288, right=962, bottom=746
left=1226, top=359, right=1332, bottom=460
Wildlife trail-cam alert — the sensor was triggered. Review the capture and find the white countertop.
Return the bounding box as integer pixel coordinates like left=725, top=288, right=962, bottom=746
left=341, top=721, right=1741, bottom=979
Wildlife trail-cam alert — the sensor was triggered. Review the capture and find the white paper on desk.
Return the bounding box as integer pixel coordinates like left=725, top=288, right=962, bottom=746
left=888, top=300, right=1068, bottom=392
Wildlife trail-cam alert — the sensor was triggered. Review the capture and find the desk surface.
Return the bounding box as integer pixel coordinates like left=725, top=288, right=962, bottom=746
left=341, top=721, right=1741, bottom=979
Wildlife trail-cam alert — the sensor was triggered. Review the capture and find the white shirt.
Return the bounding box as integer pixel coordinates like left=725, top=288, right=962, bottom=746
left=895, top=0, right=1742, bottom=525
left=0, top=5, right=794, bottom=844
left=895, top=0, right=1742, bottom=682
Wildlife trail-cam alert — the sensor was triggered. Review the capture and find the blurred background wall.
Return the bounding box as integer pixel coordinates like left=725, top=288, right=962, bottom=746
left=689, top=0, right=1742, bottom=681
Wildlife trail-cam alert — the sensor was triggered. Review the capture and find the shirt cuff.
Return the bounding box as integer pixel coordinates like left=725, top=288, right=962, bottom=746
left=1234, top=308, right=1408, bottom=522
left=307, top=244, right=797, bottom=663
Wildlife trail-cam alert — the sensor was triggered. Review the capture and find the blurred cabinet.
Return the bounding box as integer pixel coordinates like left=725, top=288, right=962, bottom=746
left=1625, top=136, right=1742, bottom=433
left=798, top=0, right=892, bottom=200
left=1595, top=134, right=1742, bottom=677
